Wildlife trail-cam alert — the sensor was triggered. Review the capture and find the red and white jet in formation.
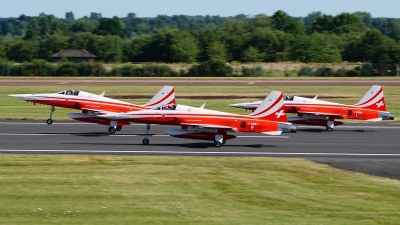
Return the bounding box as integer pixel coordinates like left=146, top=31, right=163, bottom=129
left=230, top=85, right=394, bottom=131
left=8, top=86, right=175, bottom=134
left=99, top=91, right=297, bottom=147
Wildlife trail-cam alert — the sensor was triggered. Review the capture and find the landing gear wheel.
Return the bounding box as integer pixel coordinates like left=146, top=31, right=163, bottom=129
left=116, top=126, right=122, bottom=131
left=222, top=140, right=226, bottom=145
left=142, top=138, right=149, bottom=145
left=46, top=118, right=53, bottom=125
left=326, top=127, right=333, bottom=132
left=214, top=141, right=222, bottom=147
left=108, top=126, right=117, bottom=134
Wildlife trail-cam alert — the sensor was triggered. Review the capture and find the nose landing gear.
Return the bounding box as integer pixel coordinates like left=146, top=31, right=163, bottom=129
left=142, top=124, right=151, bottom=145
left=46, top=106, right=55, bottom=125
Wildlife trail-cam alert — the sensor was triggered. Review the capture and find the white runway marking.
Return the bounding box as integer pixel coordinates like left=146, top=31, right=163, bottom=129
left=1, top=149, right=400, bottom=157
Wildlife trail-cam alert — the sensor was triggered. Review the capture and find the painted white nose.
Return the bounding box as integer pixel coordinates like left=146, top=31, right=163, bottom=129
left=8, top=94, right=32, bottom=100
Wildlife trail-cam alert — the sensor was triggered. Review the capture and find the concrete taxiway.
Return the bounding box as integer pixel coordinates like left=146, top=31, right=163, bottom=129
left=1, top=121, right=400, bottom=180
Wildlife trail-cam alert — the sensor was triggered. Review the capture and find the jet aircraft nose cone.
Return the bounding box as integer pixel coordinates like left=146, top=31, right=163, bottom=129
left=230, top=103, right=245, bottom=108
left=8, top=94, right=31, bottom=100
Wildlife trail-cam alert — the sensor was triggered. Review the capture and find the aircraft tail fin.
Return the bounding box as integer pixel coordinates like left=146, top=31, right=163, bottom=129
left=144, top=86, right=176, bottom=108
left=249, top=91, right=287, bottom=122
left=354, top=85, right=386, bottom=111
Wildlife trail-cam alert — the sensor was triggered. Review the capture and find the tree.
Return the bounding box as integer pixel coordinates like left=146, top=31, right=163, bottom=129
left=24, top=19, right=40, bottom=40
left=38, top=34, right=69, bottom=60
left=371, top=39, right=400, bottom=63
left=289, top=33, right=341, bottom=63
left=65, top=12, right=75, bottom=20
left=313, top=13, right=364, bottom=34
left=6, top=39, right=39, bottom=62
left=169, top=31, right=199, bottom=63
left=123, top=35, right=152, bottom=62
left=247, top=27, right=293, bottom=62
left=252, top=14, right=272, bottom=29
left=303, top=12, right=322, bottom=28
left=93, top=18, right=124, bottom=38
left=90, top=35, right=124, bottom=62
left=0, top=37, right=6, bottom=60
left=242, top=46, right=265, bottom=62
left=69, top=32, right=97, bottom=49
left=89, top=13, right=102, bottom=20
left=361, top=29, right=385, bottom=60
left=272, top=10, right=303, bottom=35
left=71, top=20, right=97, bottom=33
left=191, top=29, right=222, bottom=61
left=206, top=41, right=228, bottom=62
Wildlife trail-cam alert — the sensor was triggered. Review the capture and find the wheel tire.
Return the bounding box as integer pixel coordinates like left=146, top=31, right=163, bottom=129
left=108, top=126, right=116, bottom=134
left=46, top=119, right=53, bottom=125
left=222, top=140, right=226, bottom=145
left=142, top=138, right=149, bottom=145
left=214, top=141, right=222, bottom=147
left=326, top=127, right=333, bottom=132
left=116, top=126, right=122, bottom=131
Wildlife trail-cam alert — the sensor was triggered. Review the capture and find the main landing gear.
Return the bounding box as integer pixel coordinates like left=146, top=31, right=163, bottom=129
left=326, top=119, right=334, bottom=132
left=108, top=126, right=122, bottom=134
left=326, top=127, right=333, bottom=132
left=46, top=106, right=55, bottom=125
left=214, top=134, right=226, bottom=147
left=214, top=141, right=222, bottom=147
left=142, top=124, right=151, bottom=145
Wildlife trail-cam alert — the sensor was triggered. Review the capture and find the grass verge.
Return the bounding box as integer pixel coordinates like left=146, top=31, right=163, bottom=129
left=1, top=155, right=400, bottom=225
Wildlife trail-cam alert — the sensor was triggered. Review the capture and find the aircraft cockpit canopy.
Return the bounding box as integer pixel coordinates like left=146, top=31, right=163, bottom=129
left=157, top=104, right=177, bottom=110
left=57, top=90, right=80, bottom=96
left=284, top=96, right=294, bottom=101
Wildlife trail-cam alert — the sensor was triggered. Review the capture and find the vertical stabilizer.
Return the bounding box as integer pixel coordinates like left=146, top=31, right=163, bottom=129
left=249, top=91, right=287, bottom=122
left=355, top=85, right=386, bottom=111
left=144, top=86, right=176, bottom=108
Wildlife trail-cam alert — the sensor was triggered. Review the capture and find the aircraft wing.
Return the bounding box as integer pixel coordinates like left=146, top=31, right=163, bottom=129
left=80, top=107, right=115, bottom=114
left=180, top=123, right=237, bottom=131
left=297, top=111, right=344, bottom=119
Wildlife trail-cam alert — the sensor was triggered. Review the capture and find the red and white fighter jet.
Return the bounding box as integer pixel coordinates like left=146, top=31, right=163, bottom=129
left=230, top=85, right=394, bottom=131
left=8, top=86, right=175, bottom=134
left=99, top=91, right=296, bottom=147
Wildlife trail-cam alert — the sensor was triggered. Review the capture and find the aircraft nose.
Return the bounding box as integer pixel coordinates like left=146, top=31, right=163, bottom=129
left=8, top=94, right=31, bottom=100
left=230, top=103, right=246, bottom=108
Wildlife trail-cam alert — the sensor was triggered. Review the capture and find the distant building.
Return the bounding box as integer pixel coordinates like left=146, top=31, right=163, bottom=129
left=50, top=49, right=97, bottom=63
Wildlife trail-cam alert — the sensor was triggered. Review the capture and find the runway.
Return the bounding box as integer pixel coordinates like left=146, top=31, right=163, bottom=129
left=1, top=121, right=400, bottom=179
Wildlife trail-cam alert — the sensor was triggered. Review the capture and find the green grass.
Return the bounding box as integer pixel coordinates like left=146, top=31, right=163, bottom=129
left=0, top=155, right=399, bottom=225
left=2, top=84, right=400, bottom=121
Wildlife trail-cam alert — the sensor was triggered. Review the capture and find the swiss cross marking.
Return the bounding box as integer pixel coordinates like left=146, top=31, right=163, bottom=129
left=275, top=110, right=285, bottom=118
left=376, top=101, right=384, bottom=108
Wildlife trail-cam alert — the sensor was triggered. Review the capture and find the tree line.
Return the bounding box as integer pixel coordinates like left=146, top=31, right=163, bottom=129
left=1, top=59, right=392, bottom=77
left=1, top=10, right=400, bottom=67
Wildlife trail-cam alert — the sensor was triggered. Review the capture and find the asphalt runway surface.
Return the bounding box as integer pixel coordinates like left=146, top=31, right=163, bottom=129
left=2, top=78, right=400, bottom=86
left=1, top=121, right=400, bottom=180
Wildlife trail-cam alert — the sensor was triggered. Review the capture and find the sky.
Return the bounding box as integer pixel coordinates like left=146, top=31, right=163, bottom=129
left=1, top=0, right=400, bottom=19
